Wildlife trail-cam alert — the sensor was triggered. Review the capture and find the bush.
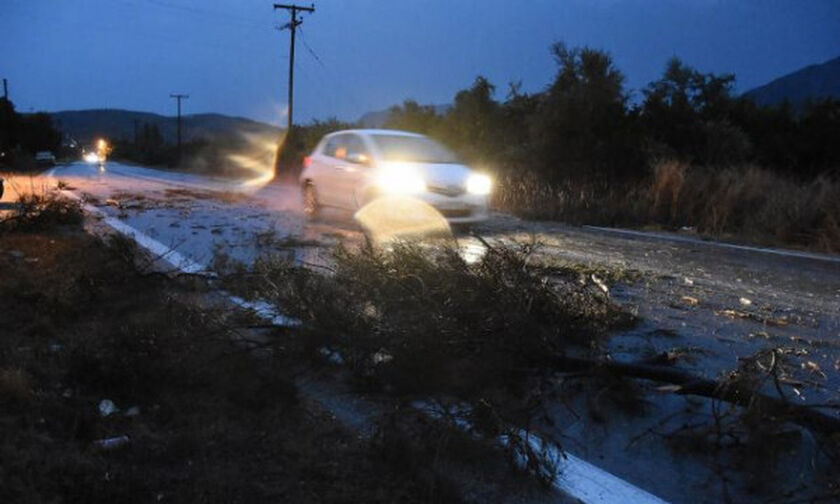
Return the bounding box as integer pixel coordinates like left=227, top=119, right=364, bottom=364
left=0, top=191, right=83, bottom=233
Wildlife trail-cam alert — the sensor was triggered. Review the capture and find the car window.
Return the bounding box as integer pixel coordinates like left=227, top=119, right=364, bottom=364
left=322, top=135, right=347, bottom=159
left=371, top=135, right=459, bottom=164
left=345, top=135, right=371, bottom=164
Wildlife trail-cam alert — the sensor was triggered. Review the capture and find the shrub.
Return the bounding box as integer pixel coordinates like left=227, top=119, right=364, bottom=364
left=0, top=191, right=83, bottom=233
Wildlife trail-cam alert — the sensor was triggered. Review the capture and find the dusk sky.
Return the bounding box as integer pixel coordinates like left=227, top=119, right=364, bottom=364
left=2, top=0, right=838, bottom=126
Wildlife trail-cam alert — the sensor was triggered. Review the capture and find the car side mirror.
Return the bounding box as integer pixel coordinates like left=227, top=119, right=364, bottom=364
left=347, top=153, right=371, bottom=166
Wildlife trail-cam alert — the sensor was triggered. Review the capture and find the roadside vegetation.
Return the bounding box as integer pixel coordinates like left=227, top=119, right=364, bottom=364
left=0, top=193, right=475, bottom=503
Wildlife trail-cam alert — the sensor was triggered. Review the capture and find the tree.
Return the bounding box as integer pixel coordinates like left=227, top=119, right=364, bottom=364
left=0, top=98, right=19, bottom=158
left=528, top=42, right=639, bottom=184
left=383, top=100, right=441, bottom=135
left=18, top=113, right=62, bottom=155
left=437, top=76, right=501, bottom=162
left=641, top=58, right=750, bottom=165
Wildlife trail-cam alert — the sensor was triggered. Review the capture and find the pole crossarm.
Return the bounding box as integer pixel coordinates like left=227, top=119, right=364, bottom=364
left=273, top=4, right=314, bottom=13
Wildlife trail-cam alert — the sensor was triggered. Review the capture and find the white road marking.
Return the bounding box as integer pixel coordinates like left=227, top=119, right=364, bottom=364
left=60, top=189, right=207, bottom=275
left=51, top=167, right=299, bottom=326
left=556, top=449, right=668, bottom=504
left=585, top=225, right=840, bottom=264
left=418, top=400, right=668, bottom=504
left=225, top=294, right=300, bottom=327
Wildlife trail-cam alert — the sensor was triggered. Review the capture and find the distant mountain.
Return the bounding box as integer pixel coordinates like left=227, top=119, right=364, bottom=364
left=358, top=104, right=451, bottom=128
left=744, top=56, right=840, bottom=109
left=49, top=109, right=280, bottom=144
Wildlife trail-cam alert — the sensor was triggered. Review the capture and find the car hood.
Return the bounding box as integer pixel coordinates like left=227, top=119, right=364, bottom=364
left=379, top=162, right=472, bottom=186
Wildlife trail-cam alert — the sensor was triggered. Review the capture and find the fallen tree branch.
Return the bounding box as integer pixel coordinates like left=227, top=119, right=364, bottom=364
left=552, top=355, right=840, bottom=435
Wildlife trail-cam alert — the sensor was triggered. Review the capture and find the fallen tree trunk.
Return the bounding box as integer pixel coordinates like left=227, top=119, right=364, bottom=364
left=552, top=355, right=840, bottom=435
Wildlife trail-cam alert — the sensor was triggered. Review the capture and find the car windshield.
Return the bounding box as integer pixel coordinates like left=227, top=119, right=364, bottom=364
left=371, top=135, right=460, bottom=164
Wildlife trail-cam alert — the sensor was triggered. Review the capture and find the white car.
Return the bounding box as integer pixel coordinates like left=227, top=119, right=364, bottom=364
left=299, top=129, right=491, bottom=224
left=35, top=151, right=57, bottom=166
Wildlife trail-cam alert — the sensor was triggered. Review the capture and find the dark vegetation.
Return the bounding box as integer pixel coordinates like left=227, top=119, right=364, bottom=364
left=0, top=194, right=472, bottom=503
left=0, top=97, right=63, bottom=170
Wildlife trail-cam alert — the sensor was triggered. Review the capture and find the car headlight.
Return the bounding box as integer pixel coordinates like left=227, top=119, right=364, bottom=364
left=466, top=173, right=492, bottom=195
left=377, top=163, right=426, bottom=195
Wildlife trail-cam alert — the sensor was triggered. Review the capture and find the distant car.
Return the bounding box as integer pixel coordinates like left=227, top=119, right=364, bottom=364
left=299, top=129, right=492, bottom=224
left=35, top=151, right=57, bottom=167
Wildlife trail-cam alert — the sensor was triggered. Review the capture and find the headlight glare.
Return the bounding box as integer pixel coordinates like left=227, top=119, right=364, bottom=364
left=466, top=173, right=492, bottom=195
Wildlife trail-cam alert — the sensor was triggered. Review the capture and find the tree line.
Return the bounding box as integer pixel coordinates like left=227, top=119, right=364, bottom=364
left=0, top=97, right=63, bottom=167
left=382, top=42, right=840, bottom=185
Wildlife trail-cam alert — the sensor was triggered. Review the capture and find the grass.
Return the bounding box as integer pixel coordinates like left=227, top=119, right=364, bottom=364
left=493, top=161, right=840, bottom=253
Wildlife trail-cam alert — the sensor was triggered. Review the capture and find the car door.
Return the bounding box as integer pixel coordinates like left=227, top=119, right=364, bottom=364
left=337, top=134, right=373, bottom=209
left=313, top=134, right=347, bottom=207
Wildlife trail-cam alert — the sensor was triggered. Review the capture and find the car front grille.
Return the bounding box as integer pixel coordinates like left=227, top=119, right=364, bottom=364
left=427, top=184, right=466, bottom=197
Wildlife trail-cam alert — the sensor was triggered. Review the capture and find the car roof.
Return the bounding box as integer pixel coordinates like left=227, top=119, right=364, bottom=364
left=325, top=129, right=424, bottom=138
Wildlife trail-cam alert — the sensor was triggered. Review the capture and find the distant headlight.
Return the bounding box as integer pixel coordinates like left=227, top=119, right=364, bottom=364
left=377, top=163, right=426, bottom=195
left=466, top=173, right=492, bottom=195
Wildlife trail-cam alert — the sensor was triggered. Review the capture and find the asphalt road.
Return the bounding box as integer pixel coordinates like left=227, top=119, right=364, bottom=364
left=22, top=161, right=840, bottom=502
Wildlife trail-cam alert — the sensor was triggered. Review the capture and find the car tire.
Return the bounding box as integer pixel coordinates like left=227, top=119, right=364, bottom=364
left=302, top=183, right=320, bottom=220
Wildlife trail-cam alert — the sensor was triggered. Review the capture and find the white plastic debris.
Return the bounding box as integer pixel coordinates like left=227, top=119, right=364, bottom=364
left=739, top=297, right=752, bottom=306
left=93, top=435, right=131, bottom=451
left=590, top=274, right=609, bottom=296
left=373, top=349, right=394, bottom=365
left=98, top=399, right=119, bottom=417
left=683, top=277, right=694, bottom=286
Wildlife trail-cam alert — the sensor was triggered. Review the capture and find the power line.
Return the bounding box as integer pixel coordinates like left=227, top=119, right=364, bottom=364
left=296, top=25, right=365, bottom=123
left=141, top=0, right=266, bottom=28
left=297, top=26, right=326, bottom=69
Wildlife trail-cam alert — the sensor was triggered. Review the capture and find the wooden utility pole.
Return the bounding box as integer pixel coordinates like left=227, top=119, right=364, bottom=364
left=273, top=3, right=315, bottom=133
left=2, top=78, right=8, bottom=101
left=169, top=93, right=189, bottom=163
